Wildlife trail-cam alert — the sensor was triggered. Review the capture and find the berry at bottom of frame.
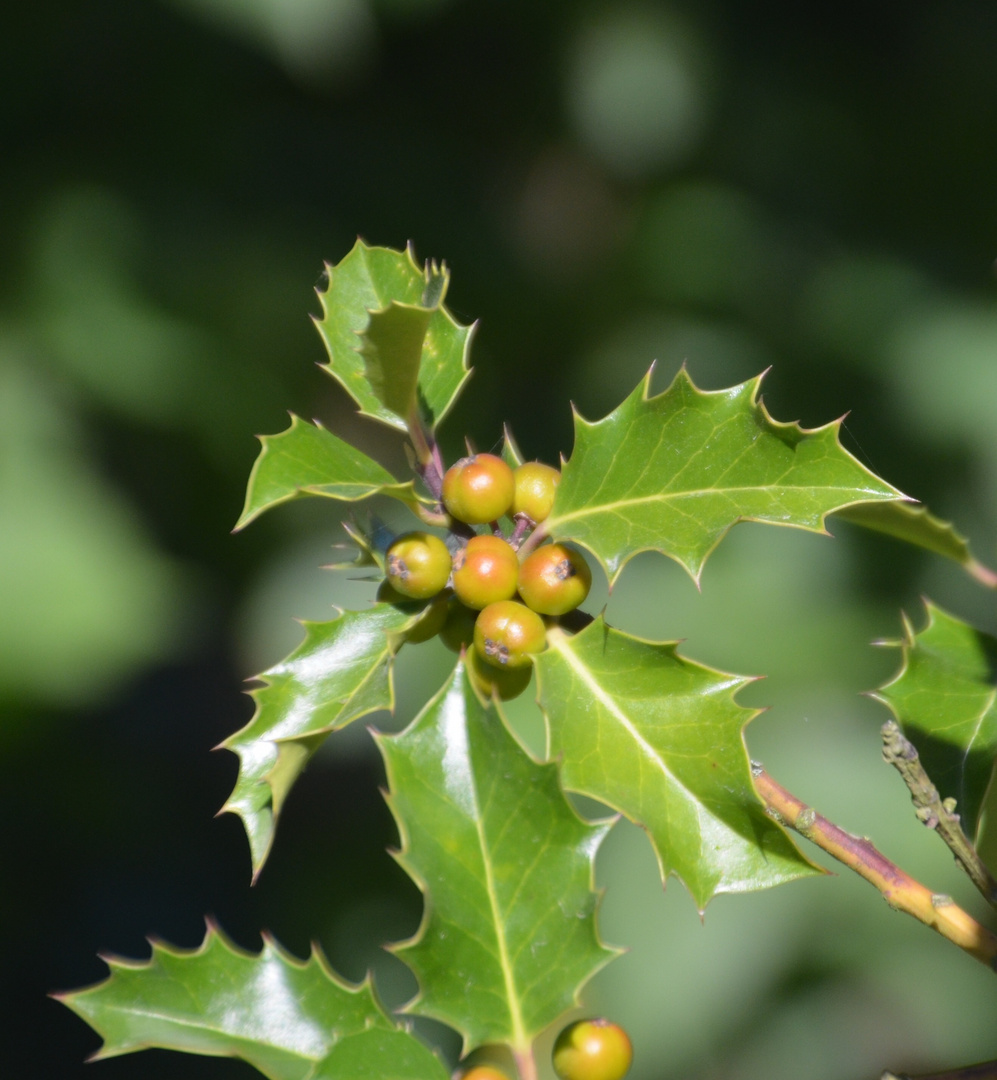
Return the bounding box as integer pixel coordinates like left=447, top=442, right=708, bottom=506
left=467, top=644, right=532, bottom=701
left=517, top=543, right=592, bottom=616
left=442, top=453, right=515, bottom=525
left=452, top=534, right=519, bottom=610
left=459, top=1067, right=511, bottom=1080
left=512, top=461, right=560, bottom=523
left=384, top=532, right=451, bottom=600
left=473, top=600, right=546, bottom=669
left=552, top=1019, right=633, bottom=1080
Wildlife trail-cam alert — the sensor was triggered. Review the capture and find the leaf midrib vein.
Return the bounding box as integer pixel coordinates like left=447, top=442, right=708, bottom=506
left=471, top=768, right=528, bottom=1050
left=551, top=485, right=893, bottom=528
left=551, top=638, right=700, bottom=818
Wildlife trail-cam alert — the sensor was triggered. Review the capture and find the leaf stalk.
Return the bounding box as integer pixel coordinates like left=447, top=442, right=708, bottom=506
left=752, top=766, right=997, bottom=973
left=968, top=559, right=997, bottom=590
left=513, top=1045, right=538, bottom=1080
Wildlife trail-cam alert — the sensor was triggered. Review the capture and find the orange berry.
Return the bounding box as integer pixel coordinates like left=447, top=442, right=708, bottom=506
left=442, top=453, right=515, bottom=525
left=452, top=535, right=519, bottom=610
left=517, top=544, right=592, bottom=616
left=473, top=600, right=546, bottom=669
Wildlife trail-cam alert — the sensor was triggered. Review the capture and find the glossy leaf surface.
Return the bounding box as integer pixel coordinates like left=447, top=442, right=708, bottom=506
left=536, top=618, right=822, bottom=910
left=544, top=367, right=906, bottom=584
left=873, top=602, right=997, bottom=837
left=235, top=414, right=418, bottom=530
left=378, top=662, right=615, bottom=1054
left=307, top=1029, right=449, bottom=1080
left=58, top=926, right=391, bottom=1080
left=836, top=501, right=997, bottom=587
left=222, top=604, right=418, bottom=875
left=314, top=241, right=472, bottom=431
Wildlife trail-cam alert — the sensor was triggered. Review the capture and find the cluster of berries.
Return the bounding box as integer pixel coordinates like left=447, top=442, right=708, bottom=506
left=459, top=1018, right=633, bottom=1080
left=381, top=452, right=592, bottom=699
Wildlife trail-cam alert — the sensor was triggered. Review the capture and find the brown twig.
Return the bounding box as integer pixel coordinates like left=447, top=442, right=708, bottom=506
left=881, top=720, right=997, bottom=910
left=752, top=766, right=997, bottom=973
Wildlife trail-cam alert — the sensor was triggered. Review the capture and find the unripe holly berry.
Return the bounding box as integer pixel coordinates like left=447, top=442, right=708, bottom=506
left=473, top=600, right=546, bottom=669
left=467, top=643, right=532, bottom=701
left=452, top=534, right=519, bottom=610
left=376, top=581, right=450, bottom=643
left=459, top=1066, right=511, bottom=1080
left=384, top=532, right=451, bottom=600
left=440, top=596, right=478, bottom=653
left=552, top=1019, right=633, bottom=1080
left=517, top=543, right=592, bottom=616
left=442, top=453, right=515, bottom=525
left=512, top=461, right=560, bottom=523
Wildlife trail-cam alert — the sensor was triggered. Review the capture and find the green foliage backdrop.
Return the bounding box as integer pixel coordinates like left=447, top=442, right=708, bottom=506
left=3, top=2, right=997, bottom=1078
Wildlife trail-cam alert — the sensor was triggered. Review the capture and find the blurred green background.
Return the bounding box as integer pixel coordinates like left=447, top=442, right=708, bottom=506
left=3, top=2, right=997, bottom=1077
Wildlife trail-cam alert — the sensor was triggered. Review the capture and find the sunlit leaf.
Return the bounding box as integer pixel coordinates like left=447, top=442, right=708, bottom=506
left=535, top=617, right=822, bottom=910
left=544, top=367, right=906, bottom=584
left=359, top=302, right=434, bottom=424
left=377, top=662, right=616, bottom=1055
left=235, top=415, right=420, bottom=530
left=501, top=423, right=524, bottom=469
left=307, top=1028, right=449, bottom=1080
left=835, top=501, right=997, bottom=588
left=314, top=241, right=473, bottom=431
left=57, top=925, right=392, bottom=1080
left=221, top=604, right=421, bottom=876
left=872, top=601, right=997, bottom=838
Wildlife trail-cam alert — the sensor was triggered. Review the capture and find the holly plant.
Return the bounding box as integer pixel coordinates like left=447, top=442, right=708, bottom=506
left=59, top=242, right=997, bottom=1080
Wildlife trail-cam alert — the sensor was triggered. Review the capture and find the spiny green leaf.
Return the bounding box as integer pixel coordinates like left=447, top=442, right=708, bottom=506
left=872, top=602, right=997, bottom=838
left=57, top=924, right=392, bottom=1080
left=535, top=617, right=822, bottom=910
left=307, top=1029, right=449, bottom=1080
left=835, top=501, right=997, bottom=588
left=221, top=604, right=421, bottom=876
left=235, top=415, right=420, bottom=530
left=359, top=303, right=434, bottom=424
left=544, top=367, right=907, bottom=584
left=377, top=661, right=616, bottom=1055
left=314, top=241, right=473, bottom=432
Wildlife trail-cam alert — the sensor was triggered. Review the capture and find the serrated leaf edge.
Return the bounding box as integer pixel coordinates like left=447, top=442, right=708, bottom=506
left=234, top=414, right=425, bottom=532
left=547, top=365, right=911, bottom=588
left=540, top=618, right=824, bottom=911
left=312, top=239, right=475, bottom=432
left=218, top=604, right=422, bottom=878
left=373, top=659, right=620, bottom=1056
left=55, top=919, right=388, bottom=1065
